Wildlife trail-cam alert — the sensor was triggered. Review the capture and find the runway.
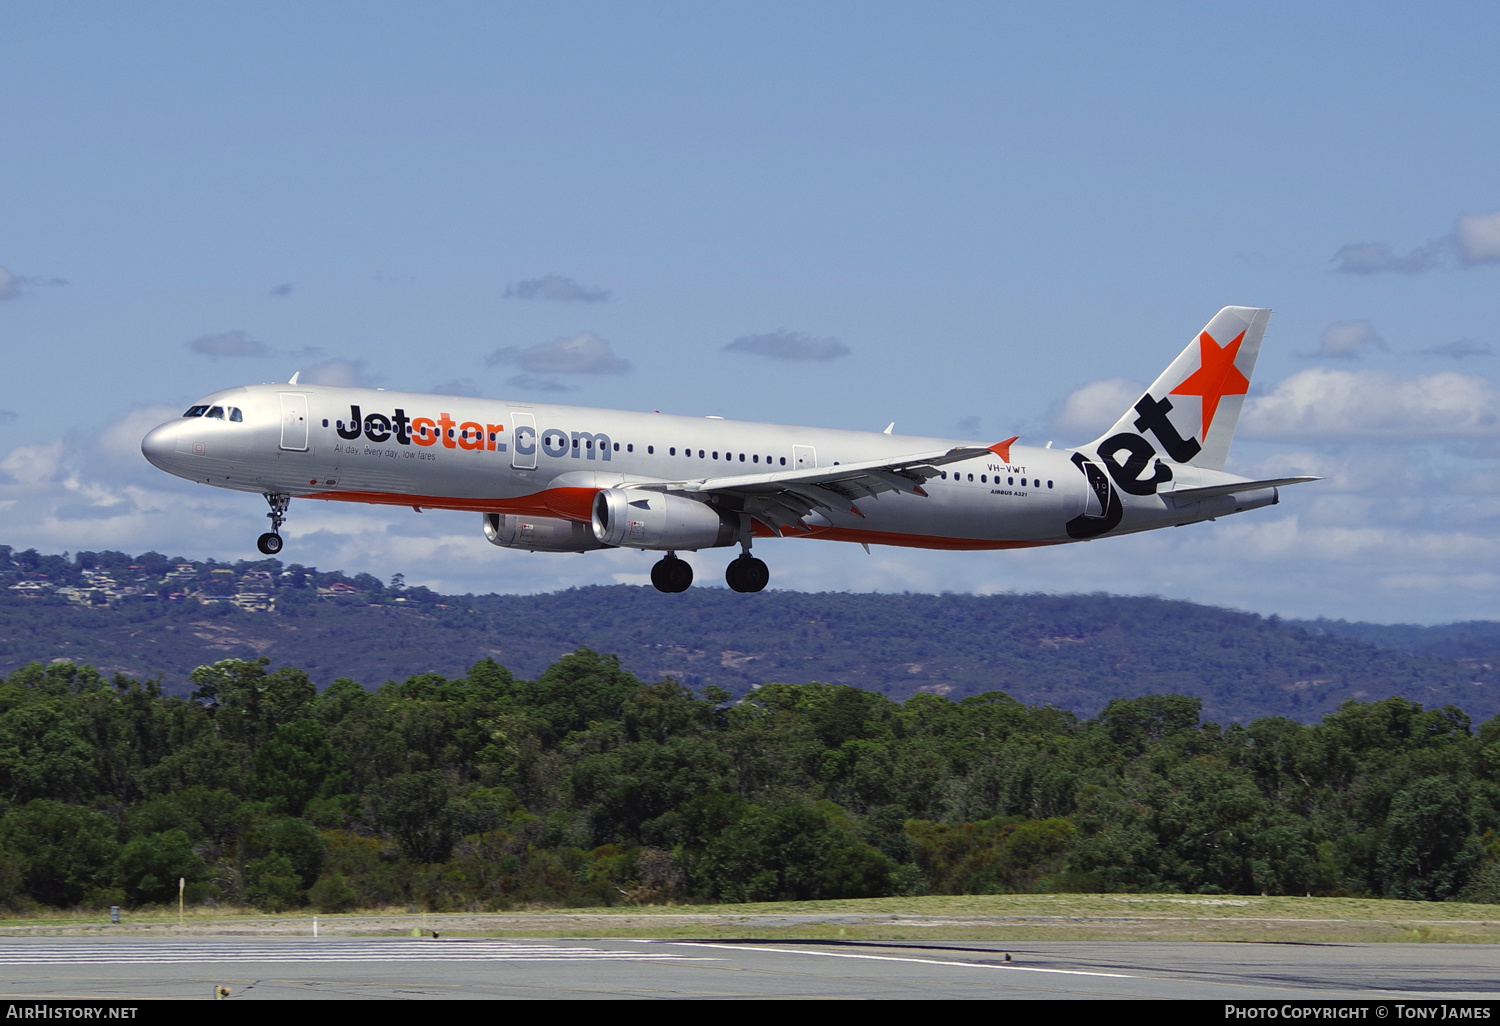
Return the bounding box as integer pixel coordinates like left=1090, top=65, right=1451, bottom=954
left=0, top=937, right=1496, bottom=1000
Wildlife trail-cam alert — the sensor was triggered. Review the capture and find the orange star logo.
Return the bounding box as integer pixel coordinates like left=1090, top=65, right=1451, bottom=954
left=1169, top=330, right=1249, bottom=440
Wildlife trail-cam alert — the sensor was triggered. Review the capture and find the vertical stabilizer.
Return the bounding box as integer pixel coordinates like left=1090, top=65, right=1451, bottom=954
left=1088, top=306, right=1270, bottom=472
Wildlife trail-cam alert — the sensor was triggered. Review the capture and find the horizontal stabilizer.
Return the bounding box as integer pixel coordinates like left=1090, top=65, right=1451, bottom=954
left=1165, top=476, right=1320, bottom=501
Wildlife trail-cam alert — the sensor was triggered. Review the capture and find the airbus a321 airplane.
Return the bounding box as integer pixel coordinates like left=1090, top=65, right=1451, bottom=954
left=142, top=306, right=1315, bottom=593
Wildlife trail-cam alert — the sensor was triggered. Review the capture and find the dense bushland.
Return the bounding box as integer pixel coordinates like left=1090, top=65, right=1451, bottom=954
left=1, top=651, right=1497, bottom=913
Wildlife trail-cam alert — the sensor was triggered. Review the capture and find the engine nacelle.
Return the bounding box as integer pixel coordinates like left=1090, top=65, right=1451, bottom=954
left=482, top=512, right=607, bottom=552
left=591, top=489, right=738, bottom=550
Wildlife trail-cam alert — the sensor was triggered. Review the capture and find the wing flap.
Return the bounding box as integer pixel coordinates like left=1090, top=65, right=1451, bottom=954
left=688, top=445, right=991, bottom=494
left=605, top=444, right=999, bottom=534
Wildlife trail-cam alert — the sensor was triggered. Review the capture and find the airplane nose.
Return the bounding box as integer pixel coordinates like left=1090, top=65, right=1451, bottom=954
left=141, top=422, right=177, bottom=470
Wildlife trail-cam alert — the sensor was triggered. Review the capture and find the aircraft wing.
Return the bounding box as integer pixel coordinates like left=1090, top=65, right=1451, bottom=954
left=634, top=444, right=1002, bottom=533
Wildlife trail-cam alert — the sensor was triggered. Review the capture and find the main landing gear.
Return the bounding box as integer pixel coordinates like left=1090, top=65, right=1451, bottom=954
left=725, top=553, right=769, bottom=593
left=649, top=548, right=770, bottom=594
left=650, top=553, right=694, bottom=593
left=257, top=493, right=290, bottom=555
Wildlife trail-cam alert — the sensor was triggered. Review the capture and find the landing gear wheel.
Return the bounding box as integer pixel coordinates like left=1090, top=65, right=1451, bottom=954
left=650, top=555, right=694, bottom=593
left=725, top=555, right=769, bottom=593
left=261, top=492, right=292, bottom=553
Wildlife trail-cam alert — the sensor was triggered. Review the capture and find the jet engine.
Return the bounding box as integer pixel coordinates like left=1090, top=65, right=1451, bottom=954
left=482, top=512, right=607, bottom=552
left=591, top=489, right=738, bottom=550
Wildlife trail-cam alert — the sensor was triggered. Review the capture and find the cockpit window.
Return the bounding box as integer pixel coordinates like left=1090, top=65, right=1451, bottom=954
left=183, top=405, right=209, bottom=418
left=206, top=406, right=225, bottom=420
left=229, top=407, right=243, bottom=422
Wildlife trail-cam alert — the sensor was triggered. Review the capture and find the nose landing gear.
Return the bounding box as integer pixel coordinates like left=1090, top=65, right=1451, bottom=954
left=257, top=493, right=291, bottom=555
left=650, top=553, right=694, bottom=593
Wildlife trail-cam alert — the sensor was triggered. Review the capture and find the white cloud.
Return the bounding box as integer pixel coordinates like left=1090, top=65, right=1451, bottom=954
left=505, top=375, right=576, bottom=393
left=505, top=275, right=609, bottom=302
left=486, top=332, right=631, bottom=374
left=0, top=442, right=64, bottom=487
left=1330, top=239, right=1450, bottom=275
left=1455, top=209, right=1500, bottom=265
left=431, top=378, right=483, bottom=397
left=1329, top=208, right=1500, bottom=273
left=1242, top=368, right=1500, bottom=442
left=99, top=405, right=180, bottom=468
left=301, top=360, right=379, bottom=387
left=1424, top=339, right=1492, bottom=359
left=0, top=266, right=64, bottom=300
left=1305, top=320, right=1386, bottom=360
left=1051, top=377, right=1143, bottom=439
left=188, top=330, right=270, bottom=358
left=724, top=330, right=850, bottom=362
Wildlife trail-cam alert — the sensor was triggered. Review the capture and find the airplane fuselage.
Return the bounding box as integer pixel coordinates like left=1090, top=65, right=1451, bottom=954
left=142, top=383, right=1272, bottom=550
left=141, top=308, right=1310, bottom=591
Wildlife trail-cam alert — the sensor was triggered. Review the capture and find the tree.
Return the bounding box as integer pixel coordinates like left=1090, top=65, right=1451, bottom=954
left=698, top=803, right=897, bottom=902
left=1378, top=777, right=1480, bottom=900
left=190, top=658, right=315, bottom=748
left=1092, top=694, right=1203, bottom=758
left=0, top=703, right=96, bottom=803
left=515, top=649, right=644, bottom=739
left=369, top=771, right=462, bottom=863
left=248, top=719, right=350, bottom=816
left=116, top=829, right=205, bottom=905
left=0, top=801, right=119, bottom=907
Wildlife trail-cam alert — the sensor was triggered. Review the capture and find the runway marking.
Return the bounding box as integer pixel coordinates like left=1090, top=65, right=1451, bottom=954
left=673, top=943, right=1136, bottom=978
left=0, top=941, right=717, bottom=966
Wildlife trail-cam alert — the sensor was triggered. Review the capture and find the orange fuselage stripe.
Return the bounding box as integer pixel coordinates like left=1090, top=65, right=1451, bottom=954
left=305, top=487, right=599, bottom=522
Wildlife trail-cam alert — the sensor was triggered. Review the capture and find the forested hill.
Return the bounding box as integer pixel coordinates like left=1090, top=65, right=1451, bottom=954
left=2, top=546, right=1497, bottom=723
left=1293, top=618, right=1500, bottom=666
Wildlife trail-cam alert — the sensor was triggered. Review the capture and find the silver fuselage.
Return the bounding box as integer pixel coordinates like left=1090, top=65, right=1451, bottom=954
left=141, top=383, right=1274, bottom=551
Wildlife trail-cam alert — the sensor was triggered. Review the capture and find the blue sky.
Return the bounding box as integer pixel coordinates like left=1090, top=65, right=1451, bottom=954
left=3, top=3, right=1499, bottom=622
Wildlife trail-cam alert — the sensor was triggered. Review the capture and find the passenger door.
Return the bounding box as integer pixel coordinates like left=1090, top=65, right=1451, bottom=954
left=279, top=394, right=309, bottom=451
